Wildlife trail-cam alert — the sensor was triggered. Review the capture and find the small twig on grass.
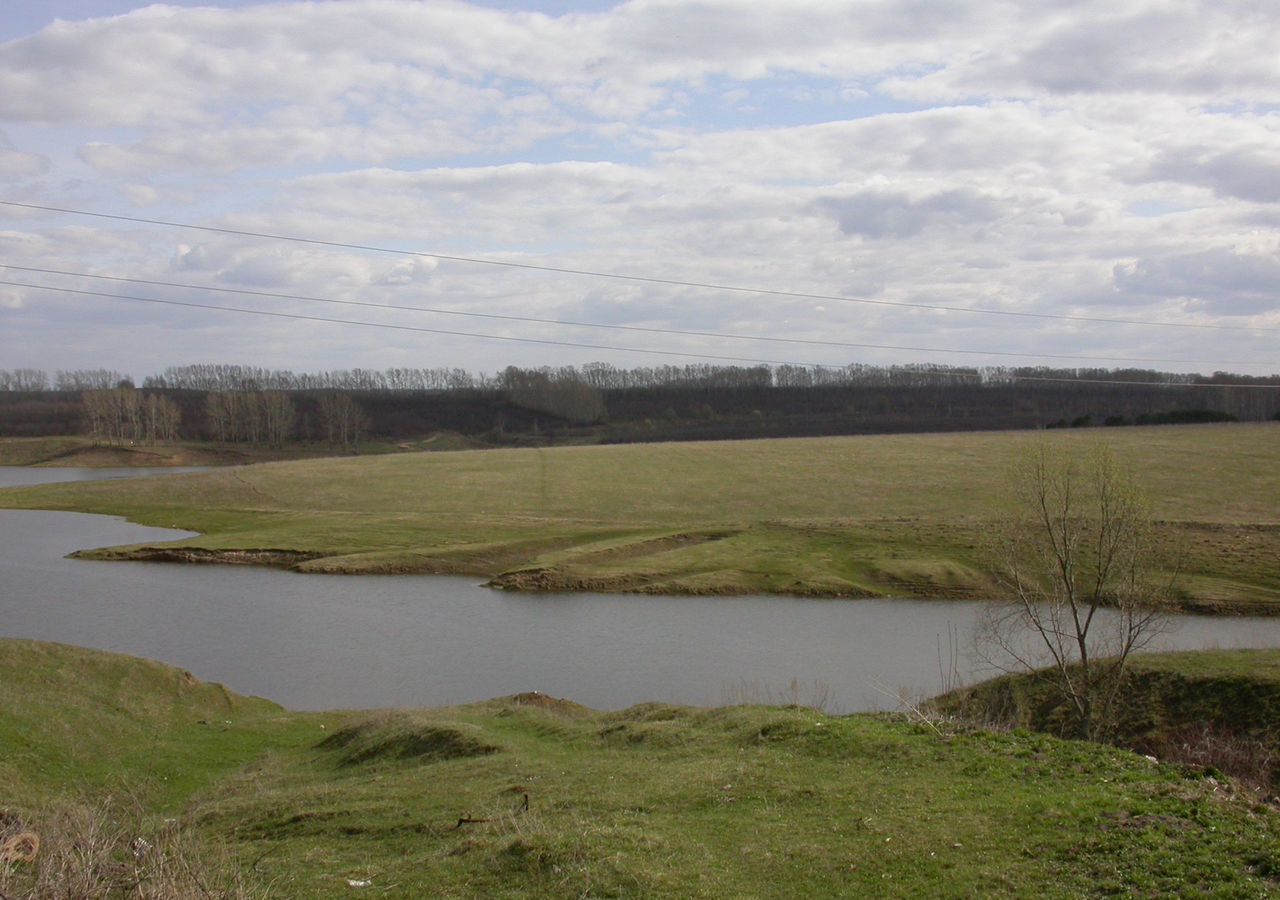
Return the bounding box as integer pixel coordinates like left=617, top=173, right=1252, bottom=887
left=251, top=843, right=281, bottom=873
left=456, top=793, right=530, bottom=828
left=869, top=680, right=947, bottom=739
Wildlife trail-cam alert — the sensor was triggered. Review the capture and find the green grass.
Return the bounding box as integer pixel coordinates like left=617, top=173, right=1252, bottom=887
left=5, top=639, right=1280, bottom=897
left=936, top=649, right=1280, bottom=749
left=3, top=423, right=1278, bottom=610
left=0, top=640, right=321, bottom=811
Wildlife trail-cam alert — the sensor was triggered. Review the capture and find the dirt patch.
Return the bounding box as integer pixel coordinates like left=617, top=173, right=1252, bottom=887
left=487, top=567, right=660, bottom=593
left=563, top=531, right=735, bottom=566
left=295, top=554, right=489, bottom=576
left=71, top=546, right=322, bottom=568
left=503, top=692, right=592, bottom=715
left=489, top=566, right=875, bottom=598
left=30, top=443, right=254, bottom=468
left=317, top=713, right=501, bottom=766
left=36, top=446, right=170, bottom=467
left=874, top=577, right=985, bottom=600
left=1100, top=811, right=1196, bottom=832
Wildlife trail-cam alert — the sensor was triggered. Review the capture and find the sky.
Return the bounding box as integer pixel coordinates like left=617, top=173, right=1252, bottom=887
left=1, top=0, right=1278, bottom=381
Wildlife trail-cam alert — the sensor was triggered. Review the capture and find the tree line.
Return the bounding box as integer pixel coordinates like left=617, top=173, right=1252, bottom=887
left=7, top=362, right=1279, bottom=395
left=199, top=390, right=368, bottom=449
left=1, top=362, right=1277, bottom=446
left=82, top=386, right=182, bottom=446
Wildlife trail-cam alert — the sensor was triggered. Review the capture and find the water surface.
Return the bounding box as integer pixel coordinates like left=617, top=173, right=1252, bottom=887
left=4, top=467, right=1280, bottom=712
left=0, top=466, right=208, bottom=487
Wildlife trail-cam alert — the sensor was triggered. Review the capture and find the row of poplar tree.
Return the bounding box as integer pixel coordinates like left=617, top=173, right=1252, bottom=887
left=81, top=386, right=366, bottom=449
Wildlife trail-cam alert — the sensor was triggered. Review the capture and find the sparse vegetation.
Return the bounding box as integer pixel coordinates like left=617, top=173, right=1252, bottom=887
left=2, top=795, right=263, bottom=900
left=979, top=444, right=1170, bottom=739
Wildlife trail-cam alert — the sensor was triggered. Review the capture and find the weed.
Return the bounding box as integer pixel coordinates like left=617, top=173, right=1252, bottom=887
left=0, top=795, right=265, bottom=899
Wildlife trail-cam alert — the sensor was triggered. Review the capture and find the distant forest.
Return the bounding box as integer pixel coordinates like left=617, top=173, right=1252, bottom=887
left=1, top=362, right=1278, bottom=447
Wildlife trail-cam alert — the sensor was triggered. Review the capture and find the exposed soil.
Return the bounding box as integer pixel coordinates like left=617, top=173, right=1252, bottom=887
left=487, top=567, right=659, bottom=593
left=70, top=546, right=322, bottom=568
left=31, top=444, right=255, bottom=468
left=503, top=692, right=593, bottom=715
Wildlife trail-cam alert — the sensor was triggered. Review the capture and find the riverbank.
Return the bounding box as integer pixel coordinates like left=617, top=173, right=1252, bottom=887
left=0, top=435, right=445, bottom=468
left=3, top=424, right=1277, bottom=614
left=4, top=639, right=1279, bottom=897
left=934, top=650, right=1280, bottom=798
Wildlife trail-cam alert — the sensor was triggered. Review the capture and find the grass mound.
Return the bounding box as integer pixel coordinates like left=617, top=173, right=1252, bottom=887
left=934, top=649, right=1280, bottom=794
left=935, top=650, right=1280, bottom=739
left=0, top=639, right=317, bottom=811
left=316, top=713, right=502, bottom=766
left=498, top=691, right=593, bottom=717
left=6, top=641, right=1280, bottom=896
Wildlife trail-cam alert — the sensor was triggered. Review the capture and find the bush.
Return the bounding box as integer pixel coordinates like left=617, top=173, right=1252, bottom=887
left=1136, top=409, right=1237, bottom=426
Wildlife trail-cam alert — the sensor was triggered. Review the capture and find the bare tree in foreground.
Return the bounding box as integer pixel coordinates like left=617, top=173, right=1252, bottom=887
left=978, top=443, right=1171, bottom=740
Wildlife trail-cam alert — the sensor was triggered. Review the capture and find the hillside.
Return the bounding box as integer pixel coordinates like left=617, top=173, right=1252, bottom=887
left=3, top=639, right=1279, bottom=897
left=0, top=435, right=420, bottom=468
left=935, top=649, right=1280, bottom=763
left=2, top=423, right=1277, bottom=613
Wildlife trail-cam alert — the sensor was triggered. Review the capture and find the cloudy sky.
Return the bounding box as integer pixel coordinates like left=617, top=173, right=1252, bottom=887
left=1, top=0, right=1278, bottom=380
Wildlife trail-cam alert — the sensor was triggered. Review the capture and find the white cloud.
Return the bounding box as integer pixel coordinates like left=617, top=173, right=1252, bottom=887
left=817, top=187, right=1005, bottom=239
left=0, top=129, right=49, bottom=177
left=0, top=1, right=1276, bottom=376
left=120, top=183, right=159, bottom=206
left=1114, top=246, right=1280, bottom=315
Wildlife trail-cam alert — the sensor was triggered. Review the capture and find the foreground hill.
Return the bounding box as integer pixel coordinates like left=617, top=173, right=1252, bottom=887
left=2, top=423, right=1277, bottom=612
left=3, top=640, right=1279, bottom=898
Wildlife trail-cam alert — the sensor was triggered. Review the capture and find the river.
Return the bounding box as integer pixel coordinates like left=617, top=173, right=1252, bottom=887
left=4, top=466, right=1280, bottom=712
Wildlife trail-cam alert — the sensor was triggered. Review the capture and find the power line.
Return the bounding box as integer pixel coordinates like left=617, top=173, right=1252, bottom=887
left=4, top=263, right=1273, bottom=369
left=5, top=279, right=1278, bottom=389
left=3, top=198, right=1275, bottom=335
left=0, top=279, right=842, bottom=368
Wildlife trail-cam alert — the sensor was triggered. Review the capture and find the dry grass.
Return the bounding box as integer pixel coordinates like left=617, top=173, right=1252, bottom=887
left=1142, top=724, right=1278, bottom=801
left=0, top=795, right=266, bottom=900
left=4, top=423, right=1277, bottom=607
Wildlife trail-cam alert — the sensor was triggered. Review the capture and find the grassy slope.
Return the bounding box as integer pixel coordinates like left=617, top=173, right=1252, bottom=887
left=2, top=423, right=1278, bottom=610
left=5, top=639, right=1280, bottom=897
left=0, top=640, right=317, bottom=810
left=0, top=435, right=428, bottom=468
left=935, top=649, right=1280, bottom=747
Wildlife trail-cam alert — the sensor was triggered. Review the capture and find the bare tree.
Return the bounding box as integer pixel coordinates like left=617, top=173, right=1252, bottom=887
left=260, top=390, right=296, bottom=448
left=144, top=393, right=182, bottom=443
left=205, top=392, right=232, bottom=444
left=316, top=392, right=367, bottom=449
left=978, top=443, right=1171, bottom=740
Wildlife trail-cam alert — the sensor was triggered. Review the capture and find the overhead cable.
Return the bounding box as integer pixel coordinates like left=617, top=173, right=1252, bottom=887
left=5, top=279, right=1278, bottom=389
left=3, top=263, right=1273, bottom=369
left=2, top=199, right=1275, bottom=335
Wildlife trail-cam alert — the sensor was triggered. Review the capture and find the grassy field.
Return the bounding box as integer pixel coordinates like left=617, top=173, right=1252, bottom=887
left=0, top=435, right=438, bottom=468
left=4, top=639, right=1280, bottom=898
left=2, top=423, right=1278, bottom=611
